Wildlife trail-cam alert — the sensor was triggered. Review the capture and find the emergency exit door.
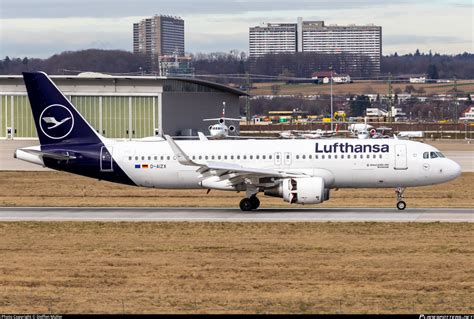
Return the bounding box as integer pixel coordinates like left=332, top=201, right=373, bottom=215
left=100, top=146, right=113, bottom=172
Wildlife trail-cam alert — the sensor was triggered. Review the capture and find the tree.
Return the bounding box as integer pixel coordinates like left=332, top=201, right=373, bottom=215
left=22, top=57, right=29, bottom=71
left=405, top=85, right=416, bottom=94
left=350, top=95, right=371, bottom=117
left=427, top=64, right=439, bottom=79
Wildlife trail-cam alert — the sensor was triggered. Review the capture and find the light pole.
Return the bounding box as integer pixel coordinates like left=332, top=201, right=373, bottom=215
left=330, top=68, right=333, bottom=131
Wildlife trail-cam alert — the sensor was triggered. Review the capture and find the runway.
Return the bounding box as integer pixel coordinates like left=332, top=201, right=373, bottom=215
left=0, top=207, right=472, bottom=222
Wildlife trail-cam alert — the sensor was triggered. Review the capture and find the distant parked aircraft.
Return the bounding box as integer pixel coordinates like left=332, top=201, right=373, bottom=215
left=203, top=102, right=240, bottom=139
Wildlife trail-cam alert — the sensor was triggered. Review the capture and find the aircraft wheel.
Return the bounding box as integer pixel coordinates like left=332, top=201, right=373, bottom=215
left=240, top=198, right=253, bottom=211
left=396, top=201, right=406, bottom=210
left=250, top=195, right=260, bottom=210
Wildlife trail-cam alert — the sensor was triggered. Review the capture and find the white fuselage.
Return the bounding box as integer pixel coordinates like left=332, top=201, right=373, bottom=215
left=105, top=138, right=461, bottom=190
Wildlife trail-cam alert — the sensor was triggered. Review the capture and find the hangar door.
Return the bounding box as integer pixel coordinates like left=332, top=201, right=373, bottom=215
left=0, top=95, right=158, bottom=140
left=99, top=96, right=157, bottom=139
left=71, top=96, right=101, bottom=134
left=8, top=96, right=37, bottom=138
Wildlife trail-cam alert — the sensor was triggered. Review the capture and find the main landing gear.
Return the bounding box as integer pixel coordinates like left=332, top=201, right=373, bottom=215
left=239, top=195, right=260, bottom=211
left=395, top=187, right=406, bottom=210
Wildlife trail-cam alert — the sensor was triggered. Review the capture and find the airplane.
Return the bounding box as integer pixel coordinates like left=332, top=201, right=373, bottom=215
left=348, top=123, right=373, bottom=136
left=279, top=128, right=336, bottom=139
left=15, top=72, right=462, bottom=211
left=357, top=127, right=392, bottom=139
left=202, top=102, right=241, bottom=139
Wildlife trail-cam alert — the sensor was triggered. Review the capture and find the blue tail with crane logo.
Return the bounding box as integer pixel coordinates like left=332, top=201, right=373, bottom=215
left=20, top=72, right=135, bottom=186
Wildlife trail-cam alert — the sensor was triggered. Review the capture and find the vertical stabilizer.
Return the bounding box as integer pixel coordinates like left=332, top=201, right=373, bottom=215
left=23, top=72, right=102, bottom=145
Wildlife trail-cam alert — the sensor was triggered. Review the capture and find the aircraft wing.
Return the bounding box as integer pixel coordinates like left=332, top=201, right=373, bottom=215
left=164, top=135, right=308, bottom=187
left=203, top=117, right=241, bottom=121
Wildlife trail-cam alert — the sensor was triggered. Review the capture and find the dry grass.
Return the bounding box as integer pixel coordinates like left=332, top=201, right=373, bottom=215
left=0, top=222, right=472, bottom=314
left=251, top=80, right=474, bottom=96
left=0, top=171, right=472, bottom=208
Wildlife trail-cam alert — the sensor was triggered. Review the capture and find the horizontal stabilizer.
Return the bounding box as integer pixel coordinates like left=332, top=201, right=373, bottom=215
left=18, top=148, right=76, bottom=160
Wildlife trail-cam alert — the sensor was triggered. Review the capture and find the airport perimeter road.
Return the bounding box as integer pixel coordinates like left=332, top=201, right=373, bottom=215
left=0, top=207, right=472, bottom=222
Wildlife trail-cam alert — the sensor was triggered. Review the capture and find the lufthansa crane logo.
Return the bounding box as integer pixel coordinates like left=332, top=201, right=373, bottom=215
left=39, top=104, right=75, bottom=140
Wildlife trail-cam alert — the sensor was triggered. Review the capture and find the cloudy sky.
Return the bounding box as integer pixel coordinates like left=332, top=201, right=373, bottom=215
left=0, top=0, right=472, bottom=58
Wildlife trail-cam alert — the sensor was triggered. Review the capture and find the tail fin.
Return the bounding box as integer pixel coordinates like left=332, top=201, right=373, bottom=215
left=23, top=71, right=102, bottom=145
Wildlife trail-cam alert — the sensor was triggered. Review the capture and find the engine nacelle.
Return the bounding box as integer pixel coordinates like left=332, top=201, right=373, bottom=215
left=265, top=177, right=329, bottom=205
left=229, top=125, right=235, bottom=132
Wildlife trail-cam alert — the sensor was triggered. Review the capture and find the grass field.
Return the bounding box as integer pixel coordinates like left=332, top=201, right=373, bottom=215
left=0, top=222, right=472, bottom=313
left=0, top=171, right=472, bottom=208
left=250, top=80, right=474, bottom=96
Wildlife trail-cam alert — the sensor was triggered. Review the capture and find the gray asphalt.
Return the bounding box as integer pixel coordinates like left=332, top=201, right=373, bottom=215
left=0, top=207, right=472, bottom=222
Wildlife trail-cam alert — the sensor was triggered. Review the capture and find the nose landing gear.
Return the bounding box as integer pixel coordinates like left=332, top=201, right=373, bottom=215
left=395, top=187, right=406, bottom=210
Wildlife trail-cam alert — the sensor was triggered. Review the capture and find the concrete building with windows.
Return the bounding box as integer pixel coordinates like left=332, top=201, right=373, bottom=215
left=133, top=15, right=185, bottom=70
left=0, top=74, right=246, bottom=140
left=249, top=18, right=382, bottom=74
left=249, top=23, right=297, bottom=57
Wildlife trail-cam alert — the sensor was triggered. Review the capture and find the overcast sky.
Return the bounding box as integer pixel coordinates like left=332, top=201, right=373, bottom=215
left=0, top=0, right=472, bottom=58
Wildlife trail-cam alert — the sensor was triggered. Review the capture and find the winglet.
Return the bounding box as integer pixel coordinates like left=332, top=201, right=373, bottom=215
left=197, top=132, right=209, bottom=141
left=164, top=135, right=199, bottom=166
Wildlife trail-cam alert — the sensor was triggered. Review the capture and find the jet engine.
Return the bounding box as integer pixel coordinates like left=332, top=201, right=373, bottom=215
left=219, top=118, right=224, bottom=124
left=264, top=177, right=329, bottom=204
left=229, top=125, right=236, bottom=132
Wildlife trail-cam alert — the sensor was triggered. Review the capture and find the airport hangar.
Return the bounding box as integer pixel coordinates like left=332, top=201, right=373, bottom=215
left=0, top=74, right=247, bottom=140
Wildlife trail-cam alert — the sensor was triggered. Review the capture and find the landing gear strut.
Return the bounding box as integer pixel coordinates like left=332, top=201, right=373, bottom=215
left=395, top=187, right=406, bottom=210
left=239, top=195, right=260, bottom=211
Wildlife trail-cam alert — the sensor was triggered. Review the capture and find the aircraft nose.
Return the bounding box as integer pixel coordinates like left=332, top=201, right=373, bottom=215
left=448, top=159, right=462, bottom=179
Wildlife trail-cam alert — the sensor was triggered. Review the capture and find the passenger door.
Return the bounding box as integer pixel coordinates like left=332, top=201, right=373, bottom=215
left=394, top=144, right=408, bottom=170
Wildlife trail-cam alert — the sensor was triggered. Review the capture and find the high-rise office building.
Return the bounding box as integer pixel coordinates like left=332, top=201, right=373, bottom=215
left=133, top=15, right=185, bottom=70
left=249, top=18, right=382, bottom=74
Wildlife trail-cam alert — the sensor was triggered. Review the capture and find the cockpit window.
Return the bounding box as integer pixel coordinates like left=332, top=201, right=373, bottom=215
left=424, top=151, right=445, bottom=159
